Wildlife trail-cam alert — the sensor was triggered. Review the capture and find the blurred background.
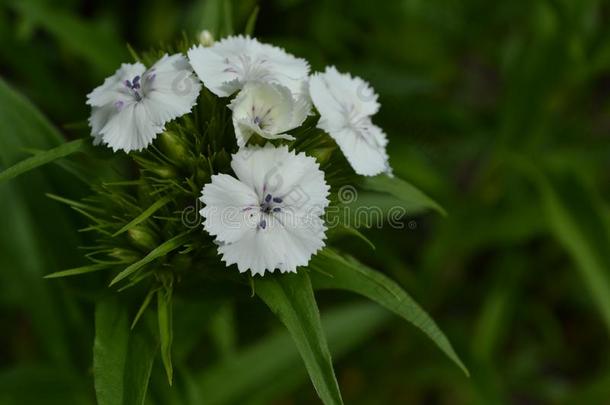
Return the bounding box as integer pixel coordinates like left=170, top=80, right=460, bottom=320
left=1, top=0, right=610, bottom=404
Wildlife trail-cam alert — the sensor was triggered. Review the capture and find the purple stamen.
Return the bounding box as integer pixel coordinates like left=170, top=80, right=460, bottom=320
left=273, top=207, right=281, bottom=212
left=259, top=219, right=266, bottom=229
left=265, top=194, right=272, bottom=203
left=272, top=197, right=282, bottom=203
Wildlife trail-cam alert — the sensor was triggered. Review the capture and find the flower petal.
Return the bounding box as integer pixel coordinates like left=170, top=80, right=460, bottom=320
left=310, top=66, right=391, bottom=176
left=231, top=145, right=330, bottom=215
left=328, top=124, right=389, bottom=176
left=188, top=35, right=309, bottom=98
left=218, top=214, right=326, bottom=275
left=87, top=63, right=145, bottom=107
left=99, top=101, right=163, bottom=153
left=200, top=174, right=260, bottom=244
left=141, top=54, right=202, bottom=124
left=229, top=81, right=302, bottom=146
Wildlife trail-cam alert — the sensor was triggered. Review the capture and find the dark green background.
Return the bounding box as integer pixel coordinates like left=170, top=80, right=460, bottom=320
left=1, top=0, right=610, bottom=403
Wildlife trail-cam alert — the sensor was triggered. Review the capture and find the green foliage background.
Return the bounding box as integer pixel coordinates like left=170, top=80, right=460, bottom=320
left=1, top=0, right=610, bottom=403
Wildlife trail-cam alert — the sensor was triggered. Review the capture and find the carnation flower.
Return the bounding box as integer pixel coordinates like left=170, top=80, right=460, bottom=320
left=200, top=145, right=329, bottom=275
left=187, top=35, right=310, bottom=99
left=228, top=81, right=310, bottom=147
left=87, top=54, right=201, bottom=153
left=309, top=66, right=391, bottom=176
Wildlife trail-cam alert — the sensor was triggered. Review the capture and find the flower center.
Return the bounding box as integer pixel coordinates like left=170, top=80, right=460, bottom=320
left=250, top=105, right=274, bottom=130
left=257, top=193, right=283, bottom=229
left=124, top=75, right=143, bottom=101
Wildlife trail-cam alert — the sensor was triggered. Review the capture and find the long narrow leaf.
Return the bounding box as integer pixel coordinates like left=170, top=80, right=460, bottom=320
left=157, top=287, right=174, bottom=385
left=94, top=298, right=129, bottom=405
left=538, top=171, right=610, bottom=332
left=0, top=77, right=81, bottom=366
left=94, top=298, right=158, bottom=405
left=255, top=272, right=343, bottom=405
left=309, top=248, right=469, bottom=376
left=44, top=263, right=110, bottom=279
left=361, top=174, right=446, bottom=216
left=113, top=195, right=173, bottom=237
left=0, top=138, right=86, bottom=183
left=110, top=233, right=190, bottom=286
left=195, top=302, right=390, bottom=405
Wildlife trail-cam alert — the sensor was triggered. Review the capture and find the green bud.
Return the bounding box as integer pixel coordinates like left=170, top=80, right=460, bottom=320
left=127, top=225, right=158, bottom=251
left=159, top=130, right=191, bottom=166
left=148, top=165, right=177, bottom=179
left=109, top=247, right=141, bottom=263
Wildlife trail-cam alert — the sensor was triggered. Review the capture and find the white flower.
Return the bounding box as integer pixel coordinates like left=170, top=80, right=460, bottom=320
left=309, top=66, right=391, bottom=176
left=187, top=35, right=309, bottom=99
left=200, top=145, right=329, bottom=275
left=87, top=54, right=201, bottom=153
left=228, top=81, right=310, bottom=147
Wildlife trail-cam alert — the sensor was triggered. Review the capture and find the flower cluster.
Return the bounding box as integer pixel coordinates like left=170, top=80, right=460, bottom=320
left=87, top=35, right=392, bottom=275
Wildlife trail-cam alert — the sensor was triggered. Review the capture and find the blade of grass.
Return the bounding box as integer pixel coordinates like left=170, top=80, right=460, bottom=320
left=109, top=232, right=190, bottom=286
left=255, top=272, right=343, bottom=405
left=113, top=195, right=173, bottom=237
left=309, top=248, right=469, bottom=376
left=45, top=263, right=111, bottom=279
left=0, top=139, right=86, bottom=183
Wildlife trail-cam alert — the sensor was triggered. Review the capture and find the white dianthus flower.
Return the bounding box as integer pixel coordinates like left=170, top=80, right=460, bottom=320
left=228, top=81, right=310, bottom=147
left=309, top=66, right=391, bottom=176
left=187, top=35, right=309, bottom=99
left=87, top=54, right=201, bottom=153
left=200, top=145, right=329, bottom=275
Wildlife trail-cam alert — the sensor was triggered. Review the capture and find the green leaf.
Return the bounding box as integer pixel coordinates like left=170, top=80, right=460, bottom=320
left=124, top=319, right=158, bottom=405
left=195, top=302, right=390, bottom=405
left=326, top=223, right=376, bottom=250
left=131, top=288, right=157, bottom=330
left=254, top=272, right=343, bottom=405
left=0, top=77, right=82, bottom=366
left=44, top=263, right=110, bottom=279
left=361, top=174, right=446, bottom=216
left=0, top=139, right=86, bottom=184
left=222, top=0, right=234, bottom=36
left=157, top=286, right=174, bottom=385
left=94, top=298, right=158, bottom=405
left=309, top=248, right=469, bottom=376
left=195, top=0, right=234, bottom=39
left=244, top=5, right=259, bottom=36
left=538, top=171, right=610, bottom=332
left=110, top=232, right=190, bottom=286
left=0, top=77, right=63, bottom=150
left=94, top=298, right=129, bottom=405
left=10, top=0, right=127, bottom=74
left=208, top=303, right=237, bottom=361
left=112, top=195, right=173, bottom=237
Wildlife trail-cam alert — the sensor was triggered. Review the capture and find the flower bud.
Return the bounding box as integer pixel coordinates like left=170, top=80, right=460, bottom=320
left=148, top=165, right=177, bottom=179
left=109, top=248, right=141, bottom=263
left=199, top=30, right=215, bottom=47
left=128, top=225, right=158, bottom=251
left=159, top=130, right=191, bottom=167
